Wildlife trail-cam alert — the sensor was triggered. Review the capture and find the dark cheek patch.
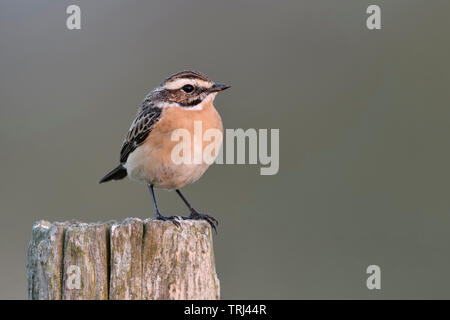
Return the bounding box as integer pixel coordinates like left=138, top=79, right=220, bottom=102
left=180, top=98, right=203, bottom=107
left=165, top=87, right=208, bottom=107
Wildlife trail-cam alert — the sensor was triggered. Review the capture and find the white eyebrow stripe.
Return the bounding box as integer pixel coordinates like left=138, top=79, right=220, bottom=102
left=164, top=78, right=212, bottom=90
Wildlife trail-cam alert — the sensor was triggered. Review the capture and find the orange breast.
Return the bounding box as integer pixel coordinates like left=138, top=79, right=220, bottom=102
left=126, top=100, right=223, bottom=189
left=150, top=101, right=223, bottom=164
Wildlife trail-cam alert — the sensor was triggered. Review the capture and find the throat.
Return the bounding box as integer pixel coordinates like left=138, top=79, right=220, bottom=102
left=183, top=103, right=205, bottom=111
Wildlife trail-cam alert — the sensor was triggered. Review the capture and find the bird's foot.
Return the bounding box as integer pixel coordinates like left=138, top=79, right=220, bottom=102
left=156, top=212, right=181, bottom=227
left=182, top=210, right=218, bottom=233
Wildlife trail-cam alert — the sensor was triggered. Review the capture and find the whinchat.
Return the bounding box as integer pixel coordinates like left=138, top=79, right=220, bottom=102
left=99, top=71, right=230, bottom=230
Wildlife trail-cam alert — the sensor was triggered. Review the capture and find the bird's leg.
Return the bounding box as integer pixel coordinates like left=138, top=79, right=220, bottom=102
left=148, top=185, right=180, bottom=227
left=175, top=189, right=218, bottom=232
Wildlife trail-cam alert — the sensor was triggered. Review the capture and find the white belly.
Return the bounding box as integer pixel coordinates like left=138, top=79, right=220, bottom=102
left=125, top=141, right=212, bottom=189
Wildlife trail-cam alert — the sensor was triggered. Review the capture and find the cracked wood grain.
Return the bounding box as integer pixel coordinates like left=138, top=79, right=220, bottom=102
left=27, top=218, right=219, bottom=300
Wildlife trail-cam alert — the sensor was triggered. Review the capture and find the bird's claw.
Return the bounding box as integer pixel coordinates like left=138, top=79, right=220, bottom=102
left=156, top=214, right=181, bottom=228
left=182, top=211, right=218, bottom=233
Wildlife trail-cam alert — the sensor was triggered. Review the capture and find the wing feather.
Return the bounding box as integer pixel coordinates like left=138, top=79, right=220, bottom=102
left=119, top=106, right=162, bottom=163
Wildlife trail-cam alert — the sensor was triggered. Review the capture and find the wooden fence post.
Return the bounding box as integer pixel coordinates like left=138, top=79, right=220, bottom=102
left=27, top=218, right=220, bottom=300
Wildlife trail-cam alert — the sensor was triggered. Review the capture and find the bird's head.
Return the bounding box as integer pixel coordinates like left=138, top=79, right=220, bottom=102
left=145, top=70, right=230, bottom=110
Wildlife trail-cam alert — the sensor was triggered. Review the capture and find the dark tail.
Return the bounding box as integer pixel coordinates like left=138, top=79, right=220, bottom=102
left=99, top=165, right=127, bottom=183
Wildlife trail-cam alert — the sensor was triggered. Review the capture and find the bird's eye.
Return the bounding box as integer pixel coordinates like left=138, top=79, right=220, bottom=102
left=182, top=84, right=194, bottom=93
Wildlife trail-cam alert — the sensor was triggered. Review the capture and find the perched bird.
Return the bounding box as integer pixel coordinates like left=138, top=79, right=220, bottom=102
left=99, top=71, right=230, bottom=230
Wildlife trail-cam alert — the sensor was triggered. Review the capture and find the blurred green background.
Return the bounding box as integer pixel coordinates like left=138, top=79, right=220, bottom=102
left=1, top=0, right=450, bottom=299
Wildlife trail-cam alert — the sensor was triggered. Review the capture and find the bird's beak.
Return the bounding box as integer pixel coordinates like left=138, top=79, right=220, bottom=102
left=209, top=83, right=231, bottom=93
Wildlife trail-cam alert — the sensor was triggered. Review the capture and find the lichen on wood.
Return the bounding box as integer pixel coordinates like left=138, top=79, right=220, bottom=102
left=109, top=217, right=143, bottom=300
left=142, top=219, right=220, bottom=300
left=61, top=222, right=109, bottom=300
left=27, top=220, right=67, bottom=300
left=27, top=218, right=219, bottom=300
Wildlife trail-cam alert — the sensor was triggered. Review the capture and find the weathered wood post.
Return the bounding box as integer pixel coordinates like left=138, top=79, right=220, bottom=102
left=27, top=218, right=220, bottom=300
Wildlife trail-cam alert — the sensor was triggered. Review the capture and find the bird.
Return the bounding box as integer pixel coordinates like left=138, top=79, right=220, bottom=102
left=99, top=70, right=230, bottom=231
